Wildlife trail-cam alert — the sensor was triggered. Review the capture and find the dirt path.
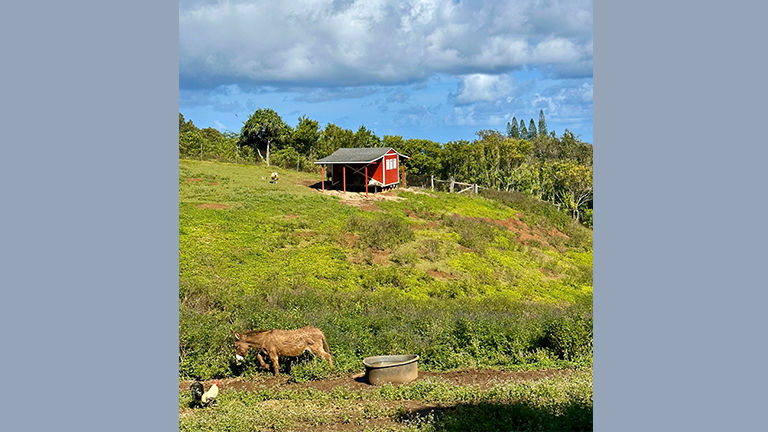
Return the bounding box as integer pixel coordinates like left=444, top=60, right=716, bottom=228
left=179, top=367, right=580, bottom=393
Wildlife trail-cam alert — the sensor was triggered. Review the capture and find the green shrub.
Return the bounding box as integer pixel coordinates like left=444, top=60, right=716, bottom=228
left=346, top=213, right=414, bottom=250
left=442, top=215, right=498, bottom=252
left=541, top=315, right=593, bottom=360
left=289, top=356, right=335, bottom=383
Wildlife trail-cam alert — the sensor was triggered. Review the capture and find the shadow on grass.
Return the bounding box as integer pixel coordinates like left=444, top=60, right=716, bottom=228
left=399, top=400, right=592, bottom=432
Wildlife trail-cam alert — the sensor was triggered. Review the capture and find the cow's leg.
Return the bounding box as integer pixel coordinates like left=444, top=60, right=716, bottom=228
left=309, top=345, right=333, bottom=368
left=256, top=352, right=269, bottom=370
left=268, top=350, right=280, bottom=377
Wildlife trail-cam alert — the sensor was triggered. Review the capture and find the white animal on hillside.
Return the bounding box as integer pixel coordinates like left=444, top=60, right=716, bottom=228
left=270, top=172, right=279, bottom=183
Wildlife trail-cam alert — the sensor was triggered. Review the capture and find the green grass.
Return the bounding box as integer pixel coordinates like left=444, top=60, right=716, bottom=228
left=179, top=160, right=592, bottom=380
left=179, top=369, right=593, bottom=431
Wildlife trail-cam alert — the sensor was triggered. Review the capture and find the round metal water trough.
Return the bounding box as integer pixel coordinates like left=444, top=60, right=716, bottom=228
left=363, top=354, right=419, bottom=385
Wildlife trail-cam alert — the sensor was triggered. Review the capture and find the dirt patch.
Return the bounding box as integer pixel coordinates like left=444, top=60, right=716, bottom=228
left=403, top=208, right=418, bottom=218
left=185, top=177, right=203, bottom=182
left=318, top=189, right=403, bottom=211
left=285, top=214, right=299, bottom=219
left=208, top=181, right=219, bottom=186
left=539, top=268, right=561, bottom=278
left=481, top=217, right=552, bottom=248
left=179, top=368, right=579, bottom=394
left=371, top=248, right=391, bottom=265
left=196, top=203, right=230, bottom=210
left=295, top=230, right=315, bottom=238
left=547, top=227, right=569, bottom=239
left=338, top=232, right=359, bottom=248
left=427, top=269, right=456, bottom=280
left=358, top=202, right=382, bottom=212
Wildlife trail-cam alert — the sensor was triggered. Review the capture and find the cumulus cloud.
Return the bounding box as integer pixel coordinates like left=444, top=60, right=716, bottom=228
left=180, top=0, right=592, bottom=88
left=455, top=74, right=514, bottom=104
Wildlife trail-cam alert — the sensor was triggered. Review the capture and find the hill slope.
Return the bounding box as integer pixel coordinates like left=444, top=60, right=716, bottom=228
left=179, top=160, right=592, bottom=380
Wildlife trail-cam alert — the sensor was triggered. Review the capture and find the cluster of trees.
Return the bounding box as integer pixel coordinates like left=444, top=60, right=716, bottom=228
left=507, top=110, right=551, bottom=140
left=178, top=109, right=592, bottom=225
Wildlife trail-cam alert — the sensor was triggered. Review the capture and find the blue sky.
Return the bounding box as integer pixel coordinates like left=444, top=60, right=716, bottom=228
left=179, top=0, right=593, bottom=143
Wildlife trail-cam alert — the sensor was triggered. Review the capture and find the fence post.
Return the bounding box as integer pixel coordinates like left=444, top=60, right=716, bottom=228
left=431, top=175, right=434, bottom=190
left=450, top=180, right=455, bottom=193
left=474, top=184, right=478, bottom=194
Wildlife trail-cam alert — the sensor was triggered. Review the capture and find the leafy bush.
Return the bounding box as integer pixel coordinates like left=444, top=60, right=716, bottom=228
left=442, top=214, right=498, bottom=252
left=289, top=356, right=335, bottom=383
left=346, top=213, right=414, bottom=250
left=541, top=315, right=593, bottom=360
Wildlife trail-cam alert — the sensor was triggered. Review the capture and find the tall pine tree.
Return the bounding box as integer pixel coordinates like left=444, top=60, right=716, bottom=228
left=538, top=110, right=547, bottom=137
left=528, top=118, right=537, bottom=139
left=519, top=119, right=528, bottom=139
left=508, top=116, right=519, bottom=138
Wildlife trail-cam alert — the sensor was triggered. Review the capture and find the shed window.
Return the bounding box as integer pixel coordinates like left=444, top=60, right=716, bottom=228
left=386, top=158, right=398, bottom=170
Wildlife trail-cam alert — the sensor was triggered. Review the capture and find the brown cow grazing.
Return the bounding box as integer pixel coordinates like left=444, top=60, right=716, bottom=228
left=233, top=326, right=333, bottom=376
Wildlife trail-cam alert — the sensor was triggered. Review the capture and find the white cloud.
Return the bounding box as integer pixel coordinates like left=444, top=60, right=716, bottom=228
left=180, top=0, right=592, bottom=88
left=455, top=74, right=514, bottom=104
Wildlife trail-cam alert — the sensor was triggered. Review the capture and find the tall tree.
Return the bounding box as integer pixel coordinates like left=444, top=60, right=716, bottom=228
left=508, top=116, right=519, bottom=138
left=179, top=113, right=197, bottom=133
left=519, top=120, right=528, bottom=140
left=351, top=126, right=381, bottom=148
left=316, top=123, right=354, bottom=158
left=538, top=110, right=548, bottom=137
left=291, top=115, right=321, bottom=156
left=239, top=108, right=290, bottom=166
left=528, top=119, right=537, bottom=139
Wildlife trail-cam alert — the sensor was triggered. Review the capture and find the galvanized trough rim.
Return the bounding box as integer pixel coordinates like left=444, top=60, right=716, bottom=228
left=362, top=354, right=419, bottom=369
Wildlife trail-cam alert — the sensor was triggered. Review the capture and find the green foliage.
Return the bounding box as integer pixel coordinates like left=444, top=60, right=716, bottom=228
left=179, top=370, right=593, bottom=432
left=291, top=115, right=321, bottom=155
left=238, top=108, right=291, bottom=164
left=538, top=109, right=548, bottom=137
left=316, top=122, right=354, bottom=158
left=178, top=159, right=592, bottom=381
left=528, top=118, right=537, bottom=139
left=180, top=110, right=593, bottom=223
left=507, top=116, right=519, bottom=138
left=289, top=356, right=335, bottom=383
left=352, top=125, right=382, bottom=148
left=442, top=215, right=498, bottom=252
left=347, top=213, right=414, bottom=250
left=541, top=316, right=593, bottom=360
left=179, top=112, right=198, bottom=133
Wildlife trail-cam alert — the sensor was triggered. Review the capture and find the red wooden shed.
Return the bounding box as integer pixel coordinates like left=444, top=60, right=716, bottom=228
left=314, top=147, right=410, bottom=196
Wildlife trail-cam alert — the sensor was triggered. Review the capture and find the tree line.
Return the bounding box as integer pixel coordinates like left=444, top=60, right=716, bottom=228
left=179, top=109, right=593, bottom=226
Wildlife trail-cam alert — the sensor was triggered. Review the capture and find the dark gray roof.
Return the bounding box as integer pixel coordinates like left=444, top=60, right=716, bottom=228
left=314, top=147, right=408, bottom=164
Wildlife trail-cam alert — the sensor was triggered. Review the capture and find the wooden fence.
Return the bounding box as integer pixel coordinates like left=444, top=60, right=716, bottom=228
left=426, top=176, right=484, bottom=194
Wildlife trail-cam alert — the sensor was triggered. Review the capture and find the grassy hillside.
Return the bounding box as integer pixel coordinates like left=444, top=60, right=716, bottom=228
left=179, top=160, right=592, bottom=380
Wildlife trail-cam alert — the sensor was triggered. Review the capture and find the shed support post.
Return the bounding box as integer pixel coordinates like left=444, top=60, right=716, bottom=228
left=343, top=165, right=346, bottom=194
left=321, top=165, right=325, bottom=191
left=365, top=166, right=368, bottom=197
